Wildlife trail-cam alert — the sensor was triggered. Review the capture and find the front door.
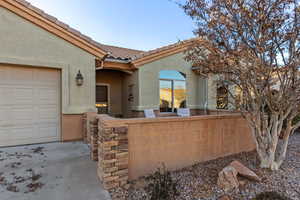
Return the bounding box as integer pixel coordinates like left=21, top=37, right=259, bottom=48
left=96, top=84, right=109, bottom=114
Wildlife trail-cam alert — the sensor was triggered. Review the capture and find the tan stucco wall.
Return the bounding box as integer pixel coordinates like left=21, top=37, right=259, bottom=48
left=0, top=7, right=96, bottom=115
left=137, top=52, right=207, bottom=111
left=61, top=114, right=83, bottom=141
left=94, top=114, right=255, bottom=181
left=96, top=70, right=124, bottom=116
left=127, top=115, right=255, bottom=179
left=122, top=71, right=139, bottom=117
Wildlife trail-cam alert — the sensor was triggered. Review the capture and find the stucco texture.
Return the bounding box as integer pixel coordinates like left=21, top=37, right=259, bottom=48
left=0, top=7, right=96, bottom=114
left=127, top=115, right=255, bottom=179
left=96, top=70, right=124, bottom=116
left=137, top=52, right=207, bottom=111
left=122, top=71, right=139, bottom=117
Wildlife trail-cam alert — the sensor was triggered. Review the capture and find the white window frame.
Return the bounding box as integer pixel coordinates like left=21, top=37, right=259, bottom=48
left=159, top=78, right=186, bottom=113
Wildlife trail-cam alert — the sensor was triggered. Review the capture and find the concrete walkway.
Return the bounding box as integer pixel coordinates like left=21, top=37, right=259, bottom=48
left=0, top=142, right=111, bottom=200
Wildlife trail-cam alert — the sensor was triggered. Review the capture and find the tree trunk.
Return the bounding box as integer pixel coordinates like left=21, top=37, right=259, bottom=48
left=257, top=146, right=279, bottom=170
left=251, top=124, right=292, bottom=170
left=274, top=127, right=291, bottom=169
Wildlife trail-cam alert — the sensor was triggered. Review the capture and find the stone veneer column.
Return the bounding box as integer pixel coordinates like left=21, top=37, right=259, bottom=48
left=90, top=118, right=99, bottom=161
left=97, top=116, right=129, bottom=190
left=82, top=113, right=88, bottom=143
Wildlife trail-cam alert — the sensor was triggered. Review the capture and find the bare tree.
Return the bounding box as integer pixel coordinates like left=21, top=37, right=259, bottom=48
left=182, top=0, right=300, bottom=170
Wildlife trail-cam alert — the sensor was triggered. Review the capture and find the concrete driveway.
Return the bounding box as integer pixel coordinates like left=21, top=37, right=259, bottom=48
left=0, top=142, right=111, bottom=200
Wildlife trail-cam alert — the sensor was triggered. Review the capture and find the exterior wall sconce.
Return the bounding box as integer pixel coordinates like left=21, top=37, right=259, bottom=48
left=76, top=70, right=84, bottom=86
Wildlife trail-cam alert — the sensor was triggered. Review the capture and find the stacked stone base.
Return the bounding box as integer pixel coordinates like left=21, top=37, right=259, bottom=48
left=97, top=116, right=129, bottom=190
left=82, top=114, right=129, bottom=191
left=90, top=118, right=99, bottom=161
left=82, top=113, right=88, bottom=143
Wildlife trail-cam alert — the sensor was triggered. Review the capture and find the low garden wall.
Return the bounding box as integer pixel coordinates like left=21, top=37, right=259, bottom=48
left=82, top=112, right=97, bottom=143
left=84, top=113, right=255, bottom=190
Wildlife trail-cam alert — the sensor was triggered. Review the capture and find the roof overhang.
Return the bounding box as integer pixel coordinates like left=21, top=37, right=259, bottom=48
left=0, top=0, right=107, bottom=58
left=95, top=58, right=135, bottom=72
left=131, top=38, right=198, bottom=67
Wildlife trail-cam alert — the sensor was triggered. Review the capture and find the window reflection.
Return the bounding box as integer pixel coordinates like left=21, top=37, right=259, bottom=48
left=159, top=70, right=186, bottom=112
left=160, top=80, right=172, bottom=112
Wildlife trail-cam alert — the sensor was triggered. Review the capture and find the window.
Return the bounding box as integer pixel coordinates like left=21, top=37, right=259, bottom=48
left=159, top=70, right=186, bottom=112
left=216, top=85, right=228, bottom=109
left=96, top=85, right=109, bottom=114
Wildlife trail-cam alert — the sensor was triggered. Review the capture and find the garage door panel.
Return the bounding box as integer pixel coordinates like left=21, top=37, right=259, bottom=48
left=38, top=107, right=60, bottom=120
left=12, top=106, right=35, bottom=121
left=0, top=68, right=9, bottom=83
left=6, top=125, right=59, bottom=140
left=0, top=106, right=12, bottom=125
left=38, top=88, right=59, bottom=104
left=12, top=127, right=36, bottom=140
left=0, top=87, right=13, bottom=105
left=0, top=126, right=35, bottom=141
left=1, top=106, right=59, bottom=126
left=0, top=106, right=8, bottom=123
left=36, top=69, right=60, bottom=82
left=12, top=67, right=34, bottom=80
left=39, top=124, right=59, bottom=138
left=0, top=87, right=35, bottom=105
left=0, top=65, right=61, bottom=147
left=14, top=88, right=34, bottom=103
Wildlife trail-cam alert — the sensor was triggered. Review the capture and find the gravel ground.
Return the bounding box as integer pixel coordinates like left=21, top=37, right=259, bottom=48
left=112, top=133, right=300, bottom=200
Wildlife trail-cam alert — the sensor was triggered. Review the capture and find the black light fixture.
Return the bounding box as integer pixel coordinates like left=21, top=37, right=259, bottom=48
left=76, top=70, right=84, bottom=86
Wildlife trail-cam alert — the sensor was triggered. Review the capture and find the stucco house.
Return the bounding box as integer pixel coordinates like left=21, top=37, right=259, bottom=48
left=0, top=0, right=222, bottom=147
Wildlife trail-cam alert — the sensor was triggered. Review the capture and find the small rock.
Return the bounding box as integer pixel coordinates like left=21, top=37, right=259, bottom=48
left=31, top=147, right=44, bottom=154
left=31, top=174, right=42, bottom=182
left=122, top=183, right=131, bottom=190
left=217, top=166, right=239, bottom=192
left=230, top=160, right=261, bottom=182
left=218, top=195, right=231, bottom=200
left=6, top=184, right=19, bottom=192
left=133, top=178, right=147, bottom=189
left=14, top=176, right=26, bottom=184
left=26, top=182, right=44, bottom=192
left=239, top=179, right=247, bottom=187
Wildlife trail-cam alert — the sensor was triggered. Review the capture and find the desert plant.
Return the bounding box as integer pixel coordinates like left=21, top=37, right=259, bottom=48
left=145, top=164, right=179, bottom=200
left=252, top=191, right=291, bottom=200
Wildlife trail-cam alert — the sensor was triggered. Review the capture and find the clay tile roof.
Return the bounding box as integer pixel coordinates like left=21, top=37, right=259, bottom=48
left=131, top=38, right=198, bottom=61
left=99, top=44, right=145, bottom=60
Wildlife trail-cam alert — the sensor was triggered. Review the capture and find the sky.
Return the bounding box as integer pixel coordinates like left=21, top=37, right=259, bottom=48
left=26, top=0, right=196, bottom=51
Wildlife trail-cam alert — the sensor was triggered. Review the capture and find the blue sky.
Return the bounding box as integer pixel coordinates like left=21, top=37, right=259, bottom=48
left=26, top=0, right=195, bottom=51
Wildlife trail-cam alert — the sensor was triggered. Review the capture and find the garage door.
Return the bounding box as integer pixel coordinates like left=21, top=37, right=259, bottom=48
left=0, top=65, right=61, bottom=147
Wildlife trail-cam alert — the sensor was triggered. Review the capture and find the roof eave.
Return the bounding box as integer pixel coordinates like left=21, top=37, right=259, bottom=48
left=1, top=0, right=107, bottom=58
left=131, top=38, right=199, bottom=67
left=131, top=45, right=189, bottom=67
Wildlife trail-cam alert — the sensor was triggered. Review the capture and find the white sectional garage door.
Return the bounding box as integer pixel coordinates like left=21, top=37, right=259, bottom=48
left=0, top=65, right=61, bottom=147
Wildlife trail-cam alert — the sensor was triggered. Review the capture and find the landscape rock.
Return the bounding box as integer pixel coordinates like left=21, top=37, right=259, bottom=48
left=217, top=166, right=239, bottom=192
left=218, top=195, right=232, bottom=200
left=230, top=160, right=261, bottom=182
left=238, top=179, right=247, bottom=187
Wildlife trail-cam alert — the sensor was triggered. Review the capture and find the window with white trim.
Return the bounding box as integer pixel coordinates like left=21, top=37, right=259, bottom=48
left=159, top=70, right=187, bottom=112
